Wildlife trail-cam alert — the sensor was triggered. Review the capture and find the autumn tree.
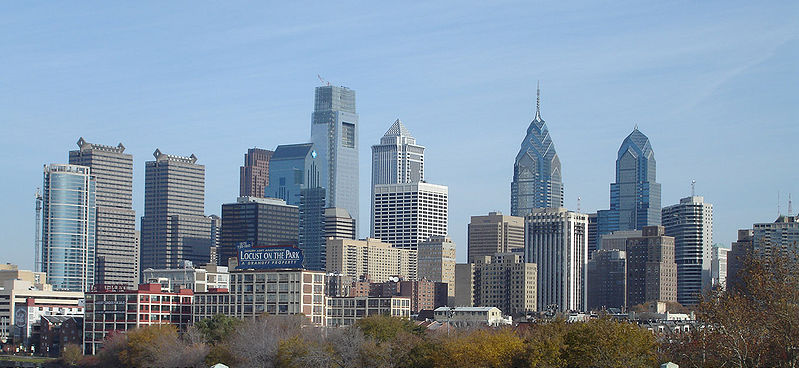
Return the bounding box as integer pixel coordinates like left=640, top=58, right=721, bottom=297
left=60, top=343, right=83, bottom=366
left=431, top=328, right=525, bottom=368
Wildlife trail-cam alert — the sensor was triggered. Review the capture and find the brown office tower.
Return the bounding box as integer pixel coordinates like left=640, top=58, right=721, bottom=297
left=239, top=148, right=273, bottom=198
left=625, top=226, right=677, bottom=307
left=467, top=212, right=524, bottom=263
left=726, top=229, right=753, bottom=293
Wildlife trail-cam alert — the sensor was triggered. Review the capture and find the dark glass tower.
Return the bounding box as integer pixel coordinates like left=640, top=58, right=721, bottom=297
left=597, top=128, right=661, bottom=237
left=511, top=86, right=563, bottom=216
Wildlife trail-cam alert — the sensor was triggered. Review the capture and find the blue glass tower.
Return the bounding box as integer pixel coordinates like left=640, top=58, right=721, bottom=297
left=597, top=127, right=661, bottom=239
left=264, top=143, right=326, bottom=270
left=511, top=86, right=564, bottom=216
left=41, top=164, right=96, bottom=291
left=310, top=86, right=359, bottom=233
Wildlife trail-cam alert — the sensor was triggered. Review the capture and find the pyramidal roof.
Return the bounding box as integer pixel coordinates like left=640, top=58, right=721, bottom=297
left=383, top=119, right=413, bottom=138
left=620, top=127, right=652, bottom=155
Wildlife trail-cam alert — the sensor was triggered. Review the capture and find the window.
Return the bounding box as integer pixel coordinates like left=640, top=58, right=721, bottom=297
left=342, top=123, right=355, bottom=148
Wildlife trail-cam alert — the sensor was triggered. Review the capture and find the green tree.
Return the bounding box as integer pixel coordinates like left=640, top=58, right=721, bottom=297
left=563, top=317, right=657, bottom=368
left=354, top=315, right=424, bottom=343
left=194, top=314, right=242, bottom=343
left=431, top=328, right=525, bottom=368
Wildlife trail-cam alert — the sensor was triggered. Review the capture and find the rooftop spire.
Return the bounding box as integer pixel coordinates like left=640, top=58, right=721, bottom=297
left=535, top=81, right=542, bottom=121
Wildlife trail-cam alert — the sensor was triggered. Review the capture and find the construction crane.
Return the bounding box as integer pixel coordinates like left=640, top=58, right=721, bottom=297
left=34, top=188, right=43, bottom=272
left=317, top=74, right=331, bottom=86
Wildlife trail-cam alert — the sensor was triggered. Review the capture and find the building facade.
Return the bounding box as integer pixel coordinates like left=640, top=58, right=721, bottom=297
left=433, top=307, right=508, bottom=327
left=226, top=269, right=327, bottom=326
left=467, top=212, right=524, bottom=263
left=142, top=264, right=229, bottom=293
left=475, top=253, right=537, bottom=316
left=587, top=249, right=626, bottom=311
left=41, top=164, right=96, bottom=292
left=371, top=119, right=425, bottom=187
left=371, top=182, right=448, bottom=251
left=711, top=245, right=729, bottom=289
left=83, top=284, right=194, bottom=354
left=310, top=85, right=359, bottom=232
left=326, top=297, right=411, bottom=327
left=140, top=150, right=211, bottom=270
left=218, top=197, right=299, bottom=267
left=417, top=236, right=456, bottom=300
left=662, top=196, right=713, bottom=306
left=511, top=87, right=563, bottom=216
left=753, top=215, right=799, bottom=257
left=69, top=138, right=138, bottom=288
left=597, top=128, right=661, bottom=237
left=326, top=238, right=416, bottom=282
left=239, top=148, right=273, bottom=198
left=625, top=226, right=678, bottom=307
left=524, top=208, right=587, bottom=312
left=324, top=207, right=356, bottom=240
left=726, top=229, right=753, bottom=293
left=454, top=263, right=476, bottom=307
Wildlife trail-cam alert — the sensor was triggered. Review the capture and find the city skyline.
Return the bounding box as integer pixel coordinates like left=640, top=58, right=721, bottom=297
left=2, top=2, right=797, bottom=269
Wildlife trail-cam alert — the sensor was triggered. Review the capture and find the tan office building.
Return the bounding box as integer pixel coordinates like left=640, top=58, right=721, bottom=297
left=417, top=236, right=456, bottom=299
left=326, top=238, right=416, bottom=282
left=467, top=212, right=524, bottom=263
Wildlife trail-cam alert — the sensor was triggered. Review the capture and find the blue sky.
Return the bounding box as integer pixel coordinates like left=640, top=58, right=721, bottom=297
left=1, top=1, right=797, bottom=267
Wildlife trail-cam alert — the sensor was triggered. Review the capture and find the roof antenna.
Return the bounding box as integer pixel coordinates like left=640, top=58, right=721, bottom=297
left=577, top=196, right=581, bottom=213
left=691, top=180, right=696, bottom=197
left=789, top=194, right=793, bottom=216
left=778, top=191, right=781, bottom=216
left=535, top=81, right=541, bottom=120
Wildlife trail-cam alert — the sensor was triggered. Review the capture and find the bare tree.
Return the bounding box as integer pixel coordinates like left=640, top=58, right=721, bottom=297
left=227, top=314, right=309, bottom=368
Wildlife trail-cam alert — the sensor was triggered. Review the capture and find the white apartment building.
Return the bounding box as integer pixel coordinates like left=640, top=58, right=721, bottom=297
left=326, top=296, right=411, bottom=327
left=371, top=182, right=448, bottom=251
left=662, top=196, right=713, bottom=306
left=326, top=238, right=416, bottom=282
left=143, top=263, right=229, bottom=292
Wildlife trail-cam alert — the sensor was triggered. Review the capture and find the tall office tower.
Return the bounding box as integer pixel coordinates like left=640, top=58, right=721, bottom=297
left=140, top=150, right=212, bottom=271
left=524, top=208, right=587, bottom=312
left=600, top=230, right=642, bottom=252
left=41, top=164, right=96, bottom=291
left=475, top=253, right=538, bottom=315
left=326, top=238, right=416, bottom=282
left=417, top=236, right=456, bottom=300
left=208, top=215, right=221, bottom=266
left=218, top=197, right=299, bottom=267
left=310, top=85, right=359, bottom=232
left=711, top=245, right=729, bottom=289
left=726, top=229, right=753, bottom=293
left=597, top=128, right=661, bottom=237
left=587, top=249, right=626, bottom=311
left=324, top=208, right=356, bottom=240
left=587, top=213, right=598, bottom=259
left=371, top=119, right=424, bottom=185
left=467, top=212, right=525, bottom=263
left=753, top=215, right=799, bottom=257
left=511, top=86, right=563, bottom=216
left=625, top=226, right=677, bottom=307
left=239, top=148, right=273, bottom=198
left=372, top=182, right=448, bottom=251
left=662, top=196, right=714, bottom=306
left=264, top=143, right=324, bottom=270
left=68, top=138, right=138, bottom=288
left=299, top=187, right=326, bottom=270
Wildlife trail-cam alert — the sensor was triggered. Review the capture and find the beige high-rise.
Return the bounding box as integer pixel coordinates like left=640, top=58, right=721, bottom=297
left=326, top=238, right=416, bottom=282
left=417, top=236, right=456, bottom=298
left=467, top=212, right=524, bottom=263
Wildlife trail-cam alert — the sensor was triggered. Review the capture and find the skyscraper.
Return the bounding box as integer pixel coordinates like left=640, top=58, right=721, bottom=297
left=662, top=196, right=713, bottom=306
left=140, top=150, right=211, bottom=271
left=218, top=197, right=299, bottom=266
left=264, top=143, right=325, bottom=270
left=371, top=118, right=425, bottom=187
left=726, top=229, right=753, bottom=293
left=625, top=226, right=677, bottom=307
left=69, top=138, right=138, bottom=288
left=587, top=249, right=626, bottom=311
left=41, top=164, right=96, bottom=291
left=511, top=86, right=563, bottom=216
left=597, top=128, right=661, bottom=237
left=371, top=182, right=448, bottom=251
left=417, top=236, right=457, bottom=300
left=324, top=207, right=356, bottom=240
left=524, top=208, right=587, bottom=312
left=239, top=148, right=273, bottom=198
left=310, top=85, right=359, bottom=232
left=467, top=212, right=525, bottom=263
left=753, top=215, right=799, bottom=257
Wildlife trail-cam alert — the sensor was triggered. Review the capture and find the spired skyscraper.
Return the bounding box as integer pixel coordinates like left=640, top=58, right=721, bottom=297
left=597, top=128, right=661, bottom=239
left=310, top=85, right=359, bottom=233
left=511, top=86, right=563, bottom=217
left=371, top=119, right=425, bottom=186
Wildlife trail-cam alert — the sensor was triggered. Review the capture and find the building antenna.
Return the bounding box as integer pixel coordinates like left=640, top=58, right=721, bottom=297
left=691, top=180, right=696, bottom=197
left=534, top=80, right=542, bottom=120
left=577, top=196, right=581, bottom=213
left=778, top=191, right=782, bottom=216
left=789, top=193, right=793, bottom=216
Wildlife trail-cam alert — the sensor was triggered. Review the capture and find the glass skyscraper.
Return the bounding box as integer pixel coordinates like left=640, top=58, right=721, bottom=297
left=511, top=88, right=563, bottom=216
left=597, top=128, right=661, bottom=238
left=310, top=86, right=359, bottom=233
left=264, top=143, right=326, bottom=270
left=41, top=164, right=96, bottom=291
